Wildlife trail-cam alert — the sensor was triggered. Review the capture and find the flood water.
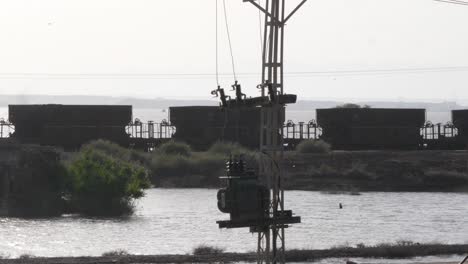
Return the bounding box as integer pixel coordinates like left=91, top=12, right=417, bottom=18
left=0, top=189, right=467, bottom=258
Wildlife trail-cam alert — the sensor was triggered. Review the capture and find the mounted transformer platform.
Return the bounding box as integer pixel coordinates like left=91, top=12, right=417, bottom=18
left=216, top=157, right=301, bottom=230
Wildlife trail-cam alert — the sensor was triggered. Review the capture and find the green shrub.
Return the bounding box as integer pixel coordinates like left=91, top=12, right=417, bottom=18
left=67, top=148, right=151, bottom=216
left=12, top=145, right=68, bottom=217
left=296, top=140, right=331, bottom=154
left=335, top=103, right=371, bottom=108
left=193, top=245, right=224, bottom=255
left=18, top=254, right=35, bottom=259
left=82, top=140, right=149, bottom=166
left=101, top=250, right=129, bottom=257
left=191, top=153, right=225, bottom=177
left=156, top=140, right=192, bottom=156
left=150, top=154, right=192, bottom=178
left=149, top=152, right=225, bottom=187
left=207, top=141, right=250, bottom=156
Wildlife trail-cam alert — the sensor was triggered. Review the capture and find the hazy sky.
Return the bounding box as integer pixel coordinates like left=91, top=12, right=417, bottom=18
left=0, top=0, right=467, bottom=102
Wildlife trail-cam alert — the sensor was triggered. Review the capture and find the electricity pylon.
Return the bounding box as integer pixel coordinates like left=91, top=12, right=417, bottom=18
left=243, top=1, right=308, bottom=263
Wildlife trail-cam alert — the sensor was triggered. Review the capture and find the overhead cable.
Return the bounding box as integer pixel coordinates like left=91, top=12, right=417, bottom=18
left=222, top=0, right=238, bottom=81
left=215, top=0, right=220, bottom=86
left=434, top=0, right=468, bottom=6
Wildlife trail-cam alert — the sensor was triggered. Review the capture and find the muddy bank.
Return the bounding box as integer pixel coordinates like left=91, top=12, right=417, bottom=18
left=1, top=244, right=467, bottom=264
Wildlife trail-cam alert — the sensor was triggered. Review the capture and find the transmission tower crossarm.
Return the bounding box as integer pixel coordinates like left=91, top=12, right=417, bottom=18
left=284, top=0, right=308, bottom=23
left=243, top=0, right=282, bottom=24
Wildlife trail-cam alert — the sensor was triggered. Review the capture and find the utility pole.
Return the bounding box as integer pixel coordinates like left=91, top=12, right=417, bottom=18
left=243, top=1, right=307, bottom=263
left=216, top=1, right=307, bottom=264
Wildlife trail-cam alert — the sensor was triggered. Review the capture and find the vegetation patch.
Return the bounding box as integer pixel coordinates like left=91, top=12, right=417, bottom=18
left=193, top=245, right=225, bottom=255
left=285, top=242, right=468, bottom=262
left=82, top=140, right=150, bottom=166
left=296, top=140, right=331, bottom=154
left=155, top=140, right=192, bottom=157
left=18, top=254, right=35, bottom=259
left=101, top=250, right=129, bottom=257
left=207, top=141, right=251, bottom=156
left=2, top=243, right=467, bottom=263
left=335, top=103, right=371, bottom=108
left=66, top=143, right=151, bottom=216
left=149, top=141, right=255, bottom=188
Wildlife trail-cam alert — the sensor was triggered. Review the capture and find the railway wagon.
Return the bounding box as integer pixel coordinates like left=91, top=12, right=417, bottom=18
left=452, top=109, right=468, bottom=147
left=170, top=106, right=272, bottom=150
left=9, top=105, right=132, bottom=150
left=317, top=108, right=426, bottom=150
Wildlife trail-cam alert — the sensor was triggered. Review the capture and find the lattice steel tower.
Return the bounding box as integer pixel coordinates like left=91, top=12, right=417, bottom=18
left=216, top=1, right=307, bottom=264
left=245, top=1, right=307, bottom=263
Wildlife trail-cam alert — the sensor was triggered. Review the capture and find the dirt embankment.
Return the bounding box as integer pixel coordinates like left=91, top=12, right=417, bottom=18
left=1, top=244, right=467, bottom=264
left=282, top=150, right=468, bottom=192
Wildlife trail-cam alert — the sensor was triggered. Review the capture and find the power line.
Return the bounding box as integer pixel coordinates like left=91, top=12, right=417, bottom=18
left=0, top=66, right=468, bottom=80
left=222, top=0, right=237, bottom=81
left=215, top=0, right=220, bottom=86
left=434, top=0, right=468, bottom=6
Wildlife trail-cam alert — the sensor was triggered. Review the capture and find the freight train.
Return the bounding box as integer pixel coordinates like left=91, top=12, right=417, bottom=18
left=169, top=106, right=468, bottom=150
left=2, top=104, right=468, bottom=151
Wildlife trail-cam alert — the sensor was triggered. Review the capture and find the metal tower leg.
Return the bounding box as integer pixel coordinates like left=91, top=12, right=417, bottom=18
left=257, top=228, right=271, bottom=264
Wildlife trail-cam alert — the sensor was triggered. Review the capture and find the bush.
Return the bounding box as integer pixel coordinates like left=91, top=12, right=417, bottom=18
left=193, top=245, right=224, bottom=255
left=156, top=140, right=192, bottom=156
left=67, top=148, right=151, bottom=216
left=82, top=140, right=149, bottom=166
left=18, top=254, right=35, bottom=259
left=149, top=152, right=226, bottom=187
left=207, top=141, right=250, bottom=156
left=335, top=103, right=371, bottom=108
left=150, top=154, right=192, bottom=178
left=296, top=140, right=331, bottom=154
left=190, top=153, right=226, bottom=177
left=10, top=145, right=68, bottom=217
left=101, top=250, right=129, bottom=257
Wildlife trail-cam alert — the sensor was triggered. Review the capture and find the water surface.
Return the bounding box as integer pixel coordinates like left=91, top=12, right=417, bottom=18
left=0, top=189, right=467, bottom=258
